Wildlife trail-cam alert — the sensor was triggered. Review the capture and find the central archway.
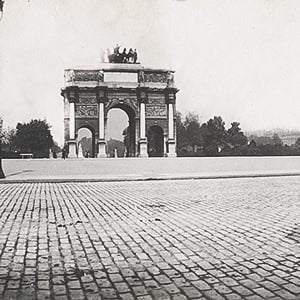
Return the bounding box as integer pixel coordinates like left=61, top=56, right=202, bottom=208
left=105, top=104, right=136, bottom=157
left=147, top=125, right=164, bottom=157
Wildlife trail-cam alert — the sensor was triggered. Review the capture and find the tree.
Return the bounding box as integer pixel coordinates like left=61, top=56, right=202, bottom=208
left=51, top=141, right=62, bottom=158
left=295, top=137, right=300, bottom=149
left=271, top=133, right=283, bottom=146
left=184, top=112, right=202, bottom=152
left=227, top=122, right=248, bottom=148
left=14, top=119, right=53, bottom=158
left=200, top=116, right=227, bottom=156
left=107, top=139, right=125, bottom=157
left=1, top=127, right=16, bottom=152
left=175, top=112, right=188, bottom=155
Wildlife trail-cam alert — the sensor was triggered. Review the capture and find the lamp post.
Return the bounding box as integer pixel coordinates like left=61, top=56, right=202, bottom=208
left=0, top=118, right=5, bottom=178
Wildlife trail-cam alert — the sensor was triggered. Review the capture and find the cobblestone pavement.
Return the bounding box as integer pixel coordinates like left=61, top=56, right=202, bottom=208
left=0, top=177, right=300, bottom=300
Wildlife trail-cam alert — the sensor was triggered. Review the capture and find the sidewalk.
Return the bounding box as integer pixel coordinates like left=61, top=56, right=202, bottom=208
left=1, top=156, right=300, bottom=183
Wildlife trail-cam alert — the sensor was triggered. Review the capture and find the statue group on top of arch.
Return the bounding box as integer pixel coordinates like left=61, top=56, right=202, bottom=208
left=100, top=44, right=138, bottom=64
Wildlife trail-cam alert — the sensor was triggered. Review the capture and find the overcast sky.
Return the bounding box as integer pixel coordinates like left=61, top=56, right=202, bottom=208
left=1, top=0, right=300, bottom=145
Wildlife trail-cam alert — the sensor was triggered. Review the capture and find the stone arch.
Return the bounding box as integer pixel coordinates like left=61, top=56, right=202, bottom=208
left=147, top=125, right=165, bottom=157
left=106, top=102, right=136, bottom=157
left=105, top=99, right=138, bottom=118
left=76, top=125, right=96, bottom=158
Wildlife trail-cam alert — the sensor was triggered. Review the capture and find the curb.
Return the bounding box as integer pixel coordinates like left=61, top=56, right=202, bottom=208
left=1, top=172, right=300, bottom=184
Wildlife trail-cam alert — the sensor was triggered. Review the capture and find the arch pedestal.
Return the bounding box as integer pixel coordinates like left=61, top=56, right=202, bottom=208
left=97, top=140, right=106, bottom=158
left=68, top=140, right=77, bottom=158
left=139, top=139, right=148, bottom=158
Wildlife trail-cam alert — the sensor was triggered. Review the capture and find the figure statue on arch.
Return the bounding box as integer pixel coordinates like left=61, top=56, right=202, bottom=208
left=167, top=71, right=174, bottom=87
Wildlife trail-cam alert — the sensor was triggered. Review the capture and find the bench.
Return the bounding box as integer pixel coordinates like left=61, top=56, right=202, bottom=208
left=20, top=153, right=33, bottom=159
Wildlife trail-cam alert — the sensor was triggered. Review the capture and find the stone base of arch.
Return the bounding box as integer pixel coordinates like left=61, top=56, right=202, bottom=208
left=167, top=139, right=177, bottom=157
left=139, top=139, right=148, bottom=158
left=68, top=140, right=77, bottom=158
left=97, top=140, right=107, bottom=158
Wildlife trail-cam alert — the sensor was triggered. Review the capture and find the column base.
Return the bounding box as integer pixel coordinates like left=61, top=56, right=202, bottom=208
left=68, top=140, right=77, bottom=158
left=167, top=139, right=177, bottom=157
left=139, top=139, right=148, bottom=158
left=97, top=140, right=107, bottom=158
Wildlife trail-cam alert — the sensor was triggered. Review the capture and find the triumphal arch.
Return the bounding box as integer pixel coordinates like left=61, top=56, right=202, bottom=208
left=61, top=53, right=178, bottom=158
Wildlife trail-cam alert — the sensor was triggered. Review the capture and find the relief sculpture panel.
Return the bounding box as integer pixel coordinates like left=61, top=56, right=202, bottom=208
left=74, top=70, right=104, bottom=82
left=76, top=105, right=98, bottom=117
left=146, top=105, right=167, bottom=118
left=144, top=73, right=168, bottom=83
left=148, top=96, right=165, bottom=105
left=78, top=96, right=97, bottom=105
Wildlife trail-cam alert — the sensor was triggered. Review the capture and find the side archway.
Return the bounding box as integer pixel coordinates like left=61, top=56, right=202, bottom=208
left=77, top=126, right=95, bottom=158
left=147, top=125, right=164, bottom=157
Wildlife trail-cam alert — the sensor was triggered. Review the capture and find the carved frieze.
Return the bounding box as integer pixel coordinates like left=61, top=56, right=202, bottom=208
left=143, top=71, right=175, bottom=86
left=78, top=96, right=97, bottom=105
left=76, top=105, right=98, bottom=117
left=144, top=72, right=168, bottom=83
left=74, top=70, right=104, bottom=82
left=146, top=105, right=167, bottom=118
left=148, top=96, right=165, bottom=105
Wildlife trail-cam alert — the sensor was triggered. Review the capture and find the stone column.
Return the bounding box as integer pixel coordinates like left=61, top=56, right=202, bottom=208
left=139, top=102, right=148, bottom=157
left=164, top=135, right=168, bottom=157
left=168, top=103, right=174, bottom=139
left=68, top=101, right=77, bottom=158
left=167, top=92, right=177, bottom=157
left=140, top=102, right=146, bottom=139
left=138, top=88, right=148, bottom=157
left=97, top=102, right=106, bottom=158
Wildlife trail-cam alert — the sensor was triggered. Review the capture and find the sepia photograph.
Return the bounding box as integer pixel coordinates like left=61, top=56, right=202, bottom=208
left=0, top=0, right=300, bottom=299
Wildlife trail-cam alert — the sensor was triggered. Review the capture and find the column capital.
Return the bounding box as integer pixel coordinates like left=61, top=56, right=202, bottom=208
left=164, top=87, right=179, bottom=104
left=63, top=86, right=79, bottom=103
left=95, top=86, right=108, bottom=103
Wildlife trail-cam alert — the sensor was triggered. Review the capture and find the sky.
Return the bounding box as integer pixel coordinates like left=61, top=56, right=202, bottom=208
left=1, top=0, right=300, bottom=145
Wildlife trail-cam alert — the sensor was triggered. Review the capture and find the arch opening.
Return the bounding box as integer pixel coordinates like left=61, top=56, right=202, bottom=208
left=147, top=125, right=164, bottom=157
left=106, top=106, right=136, bottom=157
left=77, top=127, right=94, bottom=158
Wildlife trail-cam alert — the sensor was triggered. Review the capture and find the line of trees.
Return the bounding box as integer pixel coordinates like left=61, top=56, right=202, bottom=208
left=176, top=112, right=300, bottom=157
left=1, top=119, right=55, bottom=158
left=2, top=114, right=300, bottom=159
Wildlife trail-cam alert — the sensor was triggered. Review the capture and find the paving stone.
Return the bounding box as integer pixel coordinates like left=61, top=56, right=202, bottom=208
left=181, top=286, right=203, bottom=299
left=0, top=178, right=299, bottom=299
left=282, top=283, right=300, bottom=295
left=172, top=295, right=188, bottom=300
left=224, top=293, right=243, bottom=300
left=202, top=289, right=226, bottom=300
left=253, top=287, right=275, bottom=298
